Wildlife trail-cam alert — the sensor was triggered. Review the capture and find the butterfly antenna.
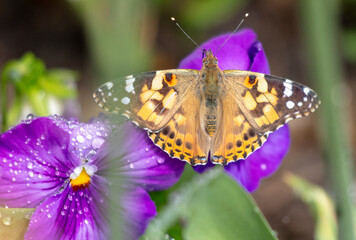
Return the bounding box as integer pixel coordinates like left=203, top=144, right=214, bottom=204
left=171, top=17, right=203, bottom=51
left=217, top=13, right=249, bottom=54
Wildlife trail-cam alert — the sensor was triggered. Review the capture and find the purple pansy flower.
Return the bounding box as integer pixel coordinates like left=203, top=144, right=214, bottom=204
left=0, top=116, right=185, bottom=239
left=180, top=29, right=290, bottom=192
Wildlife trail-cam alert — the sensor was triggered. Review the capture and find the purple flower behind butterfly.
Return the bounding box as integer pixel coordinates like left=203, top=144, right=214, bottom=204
left=179, top=29, right=290, bottom=192
left=0, top=116, right=184, bottom=239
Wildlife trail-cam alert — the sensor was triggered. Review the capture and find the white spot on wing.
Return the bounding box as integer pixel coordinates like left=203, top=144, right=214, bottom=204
left=297, top=102, right=302, bottom=107
left=283, top=82, right=293, bottom=97
left=125, top=77, right=136, bottom=85
left=303, top=97, right=308, bottom=102
left=303, top=87, right=310, bottom=95
left=113, top=97, right=118, bottom=102
left=121, top=97, right=130, bottom=105
left=286, top=100, right=295, bottom=109
left=125, top=84, right=134, bottom=93
left=106, top=82, right=113, bottom=90
left=284, top=88, right=293, bottom=97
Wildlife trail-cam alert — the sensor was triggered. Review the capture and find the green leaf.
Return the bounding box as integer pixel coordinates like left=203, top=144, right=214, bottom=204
left=184, top=171, right=277, bottom=240
left=27, top=87, right=49, bottom=116
left=284, top=173, right=337, bottom=240
left=144, top=168, right=277, bottom=240
left=39, top=75, right=77, bottom=99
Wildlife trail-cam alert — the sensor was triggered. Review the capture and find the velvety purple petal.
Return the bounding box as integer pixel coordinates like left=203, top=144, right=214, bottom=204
left=121, top=187, right=156, bottom=240
left=179, top=29, right=268, bottom=71
left=193, top=161, right=214, bottom=173
left=25, top=178, right=109, bottom=240
left=224, top=125, right=290, bottom=192
left=93, top=122, right=185, bottom=191
left=249, top=41, right=270, bottom=74
left=50, top=115, right=111, bottom=159
left=0, top=117, right=81, bottom=207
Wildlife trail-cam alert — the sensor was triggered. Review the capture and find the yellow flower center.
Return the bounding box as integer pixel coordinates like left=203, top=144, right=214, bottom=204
left=70, top=167, right=91, bottom=191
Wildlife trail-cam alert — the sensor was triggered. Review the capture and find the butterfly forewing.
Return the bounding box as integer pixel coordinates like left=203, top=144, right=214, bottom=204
left=223, top=70, right=320, bottom=134
left=93, top=70, right=199, bottom=131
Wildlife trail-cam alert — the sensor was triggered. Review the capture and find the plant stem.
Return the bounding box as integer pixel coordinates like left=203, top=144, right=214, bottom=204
left=298, top=0, right=355, bottom=239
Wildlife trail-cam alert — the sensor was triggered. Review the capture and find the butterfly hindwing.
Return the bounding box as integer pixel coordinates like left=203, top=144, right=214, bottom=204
left=93, top=70, right=199, bottom=131
left=223, top=70, right=320, bottom=134
left=211, top=91, right=268, bottom=165
left=148, top=86, right=211, bottom=165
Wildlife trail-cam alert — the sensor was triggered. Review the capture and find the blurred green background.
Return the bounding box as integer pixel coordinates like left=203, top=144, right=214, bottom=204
left=0, top=0, right=355, bottom=239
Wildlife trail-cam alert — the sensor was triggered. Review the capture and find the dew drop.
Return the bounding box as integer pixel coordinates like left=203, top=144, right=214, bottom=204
left=145, top=148, right=149, bottom=152
left=92, top=137, right=105, bottom=149
left=260, top=163, right=267, bottom=170
left=47, top=213, right=52, bottom=218
left=2, top=216, right=13, bottom=225
left=157, top=158, right=165, bottom=164
left=27, top=162, right=33, bottom=169
left=24, top=212, right=33, bottom=219
left=26, top=114, right=35, bottom=120
left=76, top=135, right=85, bottom=143
left=61, top=211, right=66, bottom=216
left=129, top=163, right=135, bottom=169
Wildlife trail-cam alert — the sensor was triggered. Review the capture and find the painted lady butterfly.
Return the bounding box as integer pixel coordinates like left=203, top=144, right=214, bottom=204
left=93, top=49, right=320, bottom=166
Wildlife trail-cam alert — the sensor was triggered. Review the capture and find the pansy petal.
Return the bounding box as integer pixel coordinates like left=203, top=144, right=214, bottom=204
left=94, top=122, right=185, bottom=191
left=0, top=117, right=81, bottom=207
left=121, top=187, right=156, bottom=240
left=248, top=41, right=270, bottom=74
left=224, top=125, right=290, bottom=192
left=50, top=115, right=111, bottom=159
left=179, top=29, right=259, bottom=71
left=25, top=176, right=109, bottom=240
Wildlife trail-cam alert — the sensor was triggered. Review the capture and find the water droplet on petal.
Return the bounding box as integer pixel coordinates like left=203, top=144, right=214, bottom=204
left=129, top=163, right=135, bottom=169
left=2, top=216, right=13, bottom=225
left=47, top=213, right=52, bottom=218
left=92, top=137, right=105, bottom=149
left=157, top=158, right=165, bottom=164
left=26, top=114, right=35, bottom=120
left=76, top=135, right=85, bottom=143
left=260, top=163, right=267, bottom=170
left=27, top=162, right=33, bottom=169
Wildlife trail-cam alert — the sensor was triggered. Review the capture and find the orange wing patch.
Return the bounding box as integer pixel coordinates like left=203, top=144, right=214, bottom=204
left=148, top=90, right=210, bottom=166
left=211, top=93, right=268, bottom=165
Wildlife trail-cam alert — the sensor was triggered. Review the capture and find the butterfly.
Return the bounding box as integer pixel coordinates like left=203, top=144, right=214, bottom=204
left=93, top=49, right=320, bottom=166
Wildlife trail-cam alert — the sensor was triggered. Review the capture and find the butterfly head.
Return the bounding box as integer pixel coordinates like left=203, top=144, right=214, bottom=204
left=202, top=49, right=218, bottom=69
